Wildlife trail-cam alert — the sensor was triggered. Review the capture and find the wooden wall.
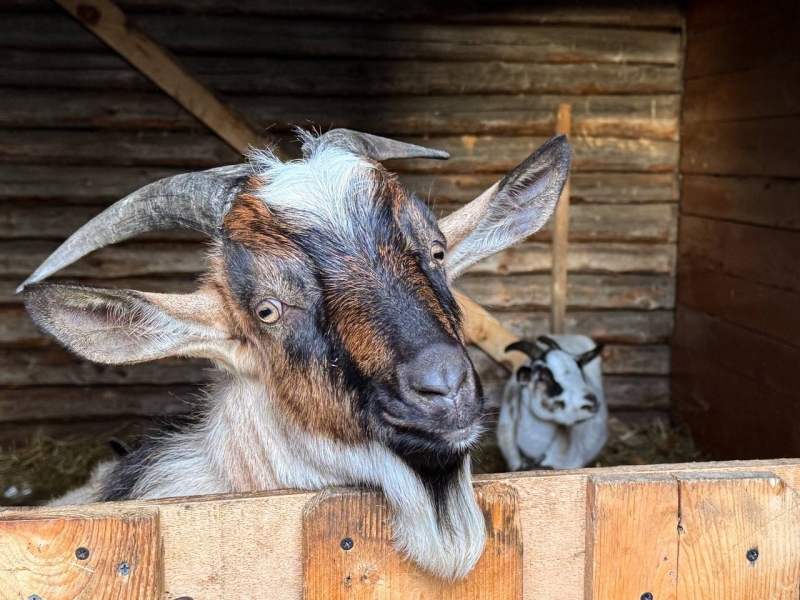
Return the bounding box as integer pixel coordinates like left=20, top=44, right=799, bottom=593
left=673, top=0, right=800, bottom=458
left=0, top=1, right=683, bottom=442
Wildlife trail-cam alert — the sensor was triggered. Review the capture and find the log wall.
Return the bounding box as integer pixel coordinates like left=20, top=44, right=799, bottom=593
left=0, top=1, right=683, bottom=441
left=673, top=0, right=800, bottom=458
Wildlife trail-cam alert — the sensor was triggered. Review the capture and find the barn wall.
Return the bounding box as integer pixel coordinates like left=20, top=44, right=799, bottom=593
left=0, top=1, right=683, bottom=442
left=673, top=0, right=800, bottom=458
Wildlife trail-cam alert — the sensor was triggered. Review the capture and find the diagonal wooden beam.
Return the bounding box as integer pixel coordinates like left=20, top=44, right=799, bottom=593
left=51, top=0, right=288, bottom=159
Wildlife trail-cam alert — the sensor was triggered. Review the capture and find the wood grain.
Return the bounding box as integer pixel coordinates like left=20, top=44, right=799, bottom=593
left=551, top=104, right=571, bottom=334
left=586, top=474, right=678, bottom=600
left=0, top=508, right=162, bottom=599
left=302, top=482, right=521, bottom=599
left=676, top=471, right=800, bottom=599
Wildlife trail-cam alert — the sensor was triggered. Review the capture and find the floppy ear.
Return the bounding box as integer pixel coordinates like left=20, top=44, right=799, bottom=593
left=23, top=282, right=233, bottom=365
left=438, top=135, right=571, bottom=281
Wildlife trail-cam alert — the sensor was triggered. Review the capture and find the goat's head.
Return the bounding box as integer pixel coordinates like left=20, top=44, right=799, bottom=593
left=21, top=129, right=570, bottom=578
left=506, top=336, right=604, bottom=427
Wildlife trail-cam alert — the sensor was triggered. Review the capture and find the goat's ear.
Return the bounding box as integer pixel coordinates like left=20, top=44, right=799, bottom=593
left=23, top=283, right=233, bottom=365
left=438, top=135, right=570, bottom=281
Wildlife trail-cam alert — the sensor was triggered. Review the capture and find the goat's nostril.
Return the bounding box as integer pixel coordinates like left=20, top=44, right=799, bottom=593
left=585, top=393, right=598, bottom=405
left=552, top=399, right=566, bottom=410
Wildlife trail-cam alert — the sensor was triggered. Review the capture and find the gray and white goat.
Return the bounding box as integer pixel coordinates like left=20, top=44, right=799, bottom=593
left=20, top=129, right=571, bottom=580
left=498, top=335, right=607, bottom=470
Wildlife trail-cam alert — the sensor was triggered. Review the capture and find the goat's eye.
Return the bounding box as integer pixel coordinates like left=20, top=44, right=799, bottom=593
left=255, top=299, right=283, bottom=324
left=430, top=242, right=446, bottom=263
left=539, top=369, right=553, bottom=383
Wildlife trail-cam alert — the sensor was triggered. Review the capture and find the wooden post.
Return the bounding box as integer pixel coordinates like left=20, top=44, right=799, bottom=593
left=51, top=0, right=287, bottom=158
left=551, top=104, right=572, bottom=334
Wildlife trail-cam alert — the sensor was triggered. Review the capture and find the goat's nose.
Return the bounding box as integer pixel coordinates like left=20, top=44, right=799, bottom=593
left=402, top=343, right=468, bottom=400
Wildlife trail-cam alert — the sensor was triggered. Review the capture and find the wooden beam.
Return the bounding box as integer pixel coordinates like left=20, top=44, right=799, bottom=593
left=551, top=104, right=572, bottom=333
left=51, top=0, right=285, bottom=158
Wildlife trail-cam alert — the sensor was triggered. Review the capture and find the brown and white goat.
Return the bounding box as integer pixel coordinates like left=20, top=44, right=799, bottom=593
left=20, top=129, right=570, bottom=579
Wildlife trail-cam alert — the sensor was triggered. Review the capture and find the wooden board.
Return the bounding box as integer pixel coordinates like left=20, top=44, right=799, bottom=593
left=302, top=482, right=521, bottom=599
left=585, top=474, right=678, bottom=599
left=0, top=508, right=162, bottom=599
left=551, top=104, right=571, bottom=334
left=2, top=460, right=799, bottom=599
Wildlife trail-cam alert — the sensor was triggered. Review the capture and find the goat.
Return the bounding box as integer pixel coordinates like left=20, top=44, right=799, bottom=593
left=498, top=335, right=607, bottom=471
left=20, top=129, right=570, bottom=579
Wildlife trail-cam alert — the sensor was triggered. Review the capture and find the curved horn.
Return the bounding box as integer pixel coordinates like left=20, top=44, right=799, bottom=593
left=577, top=343, right=606, bottom=368
left=304, top=129, right=449, bottom=161
left=537, top=335, right=562, bottom=351
left=17, top=164, right=251, bottom=292
left=505, top=340, right=545, bottom=361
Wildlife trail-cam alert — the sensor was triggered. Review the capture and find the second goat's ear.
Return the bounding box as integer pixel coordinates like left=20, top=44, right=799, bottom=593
left=24, top=283, right=233, bottom=365
left=438, top=135, right=571, bottom=281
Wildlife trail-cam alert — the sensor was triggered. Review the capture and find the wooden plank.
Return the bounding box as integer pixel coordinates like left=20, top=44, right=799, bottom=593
left=0, top=129, right=679, bottom=173
left=0, top=385, right=199, bottom=423
left=678, top=215, right=800, bottom=293
left=682, top=117, right=800, bottom=178
left=458, top=274, right=676, bottom=310
left=6, top=460, right=800, bottom=599
left=676, top=472, right=800, bottom=599
left=495, top=310, right=674, bottom=344
left=683, top=60, right=800, bottom=123
left=0, top=14, right=682, bottom=64
left=677, top=268, right=800, bottom=348
left=0, top=50, right=683, bottom=95
left=0, top=89, right=681, bottom=140
left=681, top=175, right=800, bottom=231
left=672, top=348, right=800, bottom=459
left=686, top=0, right=795, bottom=32
left=0, top=203, right=678, bottom=243
left=0, top=167, right=679, bottom=205
left=585, top=474, right=678, bottom=600
left=52, top=0, right=269, bottom=157
left=0, top=508, right=162, bottom=599
left=302, top=482, right=521, bottom=599
left=684, top=4, right=800, bottom=78
left=552, top=104, right=571, bottom=333
left=673, top=307, right=800, bottom=399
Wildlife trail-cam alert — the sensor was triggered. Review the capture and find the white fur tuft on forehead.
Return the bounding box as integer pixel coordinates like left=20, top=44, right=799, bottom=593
left=248, top=133, right=379, bottom=233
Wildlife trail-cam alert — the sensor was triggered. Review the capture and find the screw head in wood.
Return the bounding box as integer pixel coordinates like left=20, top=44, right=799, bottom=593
left=117, top=561, right=131, bottom=576
left=746, top=548, right=759, bottom=562
left=641, top=593, right=653, bottom=600
left=340, top=537, right=354, bottom=551
left=75, top=547, right=90, bottom=560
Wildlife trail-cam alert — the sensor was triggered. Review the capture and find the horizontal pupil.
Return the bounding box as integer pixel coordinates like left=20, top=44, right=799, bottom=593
left=259, top=309, right=272, bottom=318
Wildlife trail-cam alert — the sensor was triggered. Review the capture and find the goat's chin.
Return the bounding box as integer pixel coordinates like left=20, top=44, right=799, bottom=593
left=379, top=455, right=486, bottom=580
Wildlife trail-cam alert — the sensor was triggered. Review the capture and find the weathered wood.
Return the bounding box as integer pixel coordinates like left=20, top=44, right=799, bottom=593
left=672, top=348, right=800, bottom=459
left=0, top=89, right=681, bottom=140
left=0, top=385, right=200, bottom=423
left=458, top=274, right=675, bottom=310
left=686, top=0, right=796, bottom=32
left=0, top=508, right=163, bottom=599
left=681, top=175, right=800, bottom=231
left=0, top=129, right=679, bottom=173
left=585, top=474, right=678, bottom=599
left=0, top=203, right=678, bottom=243
left=51, top=0, right=271, bottom=157
left=673, top=307, right=800, bottom=400
left=0, top=50, right=683, bottom=95
left=6, top=460, right=800, bottom=599
left=682, top=117, right=800, bottom=178
left=677, top=268, right=800, bottom=349
left=683, top=60, right=800, bottom=123
left=676, top=472, right=800, bottom=599
left=0, top=14, right=682, bottom=64
left=0, top=167, right=679, bottom=205
left=495, top=310, right=674, bottom=344
left=552, top=104, right=571, bottom=334
left=302, top=482, right=522, bottom=599
left=678, top=215, right=800, bottom=293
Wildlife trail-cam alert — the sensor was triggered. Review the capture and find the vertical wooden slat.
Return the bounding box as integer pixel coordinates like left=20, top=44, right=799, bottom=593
left=302, top=481, right=522, bottom=600
left=585, top=474, right=679, bottom=600
left=551, top=104, right=572, bottom=333
left=0, top=508, right=162, bottom=600
left=676, top=471, right=800, bottom=600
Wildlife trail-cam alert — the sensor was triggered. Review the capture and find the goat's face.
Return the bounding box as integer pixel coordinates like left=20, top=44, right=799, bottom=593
left=510, top=337, right=604, bottom=427
left=211, top=147, right=482, bottom=464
